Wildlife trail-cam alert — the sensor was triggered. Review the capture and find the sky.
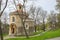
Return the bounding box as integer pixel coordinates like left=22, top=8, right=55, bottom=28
left=27, top=0, right=56, bottom=13
left=35, top=0, right=56, bottom=13
left=1, top=0, right=57, bottom=24
left=3, top=0, right=57, bottom=13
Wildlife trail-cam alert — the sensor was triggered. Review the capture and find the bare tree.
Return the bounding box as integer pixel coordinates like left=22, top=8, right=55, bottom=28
left=56, top=0, right=60, bottom=12
left=47, top=11, right=57, bottom=30
left=34, top=7, right=41, bottom=32
left=29, top=5, right=36, bottom=32
left=29, top=5, right=41, bottom=32
left=13, top=0, right=29, bottom=38
left=0, top=0, right=8, bottom=40
left=39, top=9, right=47, bottom=31
left=3, top=12, right=7, bottom=27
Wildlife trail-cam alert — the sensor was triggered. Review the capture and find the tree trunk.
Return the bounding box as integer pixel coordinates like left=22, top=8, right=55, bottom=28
left=0, top=0, right=3, bottom=39
left=22, top=21, right=29, bottom=38
left=35, top=26, right=36, bottom=32
left=34, top=20, right=36, bottom=32
left=0, top=18, right=3, bottom=40
left=43, top=19, right=45, bottom=31
left=0, top=0, right=8, bottom=40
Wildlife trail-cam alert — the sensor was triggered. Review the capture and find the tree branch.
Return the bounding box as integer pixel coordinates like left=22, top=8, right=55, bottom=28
left=0, top=0, right=8, bottom=17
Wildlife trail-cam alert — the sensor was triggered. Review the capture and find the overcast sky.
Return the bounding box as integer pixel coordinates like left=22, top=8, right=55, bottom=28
left=27, top=0, right=56, bottom=13
left=1, top=0, right=57, bottom=24
left=36, top=0, right=56, bottom=13
left=2, top=0, right=56, bottom=14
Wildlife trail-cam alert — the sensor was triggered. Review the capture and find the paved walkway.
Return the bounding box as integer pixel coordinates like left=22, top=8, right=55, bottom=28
left=4, top=32, right=45, bottom=40
left=4, top=31, right=51, bottom=40
left=4, top=33, right=60, bottom=40
left=4, top=33, right=42, bottom=40
left=47, top=37, right=60, bottom=40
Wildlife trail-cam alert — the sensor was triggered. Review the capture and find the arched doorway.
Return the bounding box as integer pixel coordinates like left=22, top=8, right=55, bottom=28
left=10, top=23, right=16, bottom=34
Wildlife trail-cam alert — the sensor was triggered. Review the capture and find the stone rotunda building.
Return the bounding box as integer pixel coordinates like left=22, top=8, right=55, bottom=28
left=9, top=3, right=35, bottom=36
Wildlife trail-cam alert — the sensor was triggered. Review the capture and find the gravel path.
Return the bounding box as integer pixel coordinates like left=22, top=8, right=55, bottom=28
left=4, top=32, right=45, bottom=40
left=4, top=35, right=60, bottom=40
left=47, top=37, right=60, bottom=40
left=4, top=31, right=49, bottom=40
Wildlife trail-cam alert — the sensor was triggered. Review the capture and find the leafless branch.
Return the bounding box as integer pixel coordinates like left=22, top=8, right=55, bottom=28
left=0, top=0, right=8, bottom=17
left=13, top=0, right=29, bottom=38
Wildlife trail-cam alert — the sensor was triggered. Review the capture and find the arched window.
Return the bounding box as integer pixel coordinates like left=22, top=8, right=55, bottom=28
left=12, top=17, right=15, bottom=22
left=25, top=24, right=29, bottom=29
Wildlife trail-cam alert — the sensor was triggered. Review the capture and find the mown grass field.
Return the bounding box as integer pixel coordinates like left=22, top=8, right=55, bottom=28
left=6, top=29, right=60, bottom=40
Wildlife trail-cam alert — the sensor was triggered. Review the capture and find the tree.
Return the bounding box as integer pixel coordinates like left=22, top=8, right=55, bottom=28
left=56, top=0, right=60, bottom=29
left=2, top=12, right=8, bottom=27
left=29, top=5, right=36, bottom=32
left=47, top=11, right=57, bottom=30
left=2, top=12, right=9, bottom=34
left=29, top=5, right=41, bottom=32
left=56, top=0, right=60, bottom=12
left=13, top=0, right=29, bottom=38
left=0, top=0, right=8, bottom=40
left=39, top=9, right=47, bottom=31
left=56, top=13, right=60, bottom=28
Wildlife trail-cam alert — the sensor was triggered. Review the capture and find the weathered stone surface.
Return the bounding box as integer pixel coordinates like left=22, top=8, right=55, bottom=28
left=9, top=3, right=35, bottom=36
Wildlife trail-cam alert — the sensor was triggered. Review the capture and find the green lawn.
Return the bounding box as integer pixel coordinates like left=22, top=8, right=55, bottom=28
left=6, top=29, right=60, bottom=40
left=0, top=33, right=8, bottom=36
left=33, top=30, right=43, bottom=35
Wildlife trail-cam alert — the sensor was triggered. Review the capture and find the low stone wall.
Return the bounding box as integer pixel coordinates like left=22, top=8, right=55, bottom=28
left=17, top=27, right=35, bottom=35
left=29, top=27, right=35, bottom=35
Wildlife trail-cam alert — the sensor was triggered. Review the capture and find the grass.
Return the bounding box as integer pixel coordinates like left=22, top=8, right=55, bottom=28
left=6, top=29, right=60, bottom=40
left=3, top=34, right=8, bottom=36
left=33, top=30, right=43, bottom=35
left=0, top=33, right=8, bottom=36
